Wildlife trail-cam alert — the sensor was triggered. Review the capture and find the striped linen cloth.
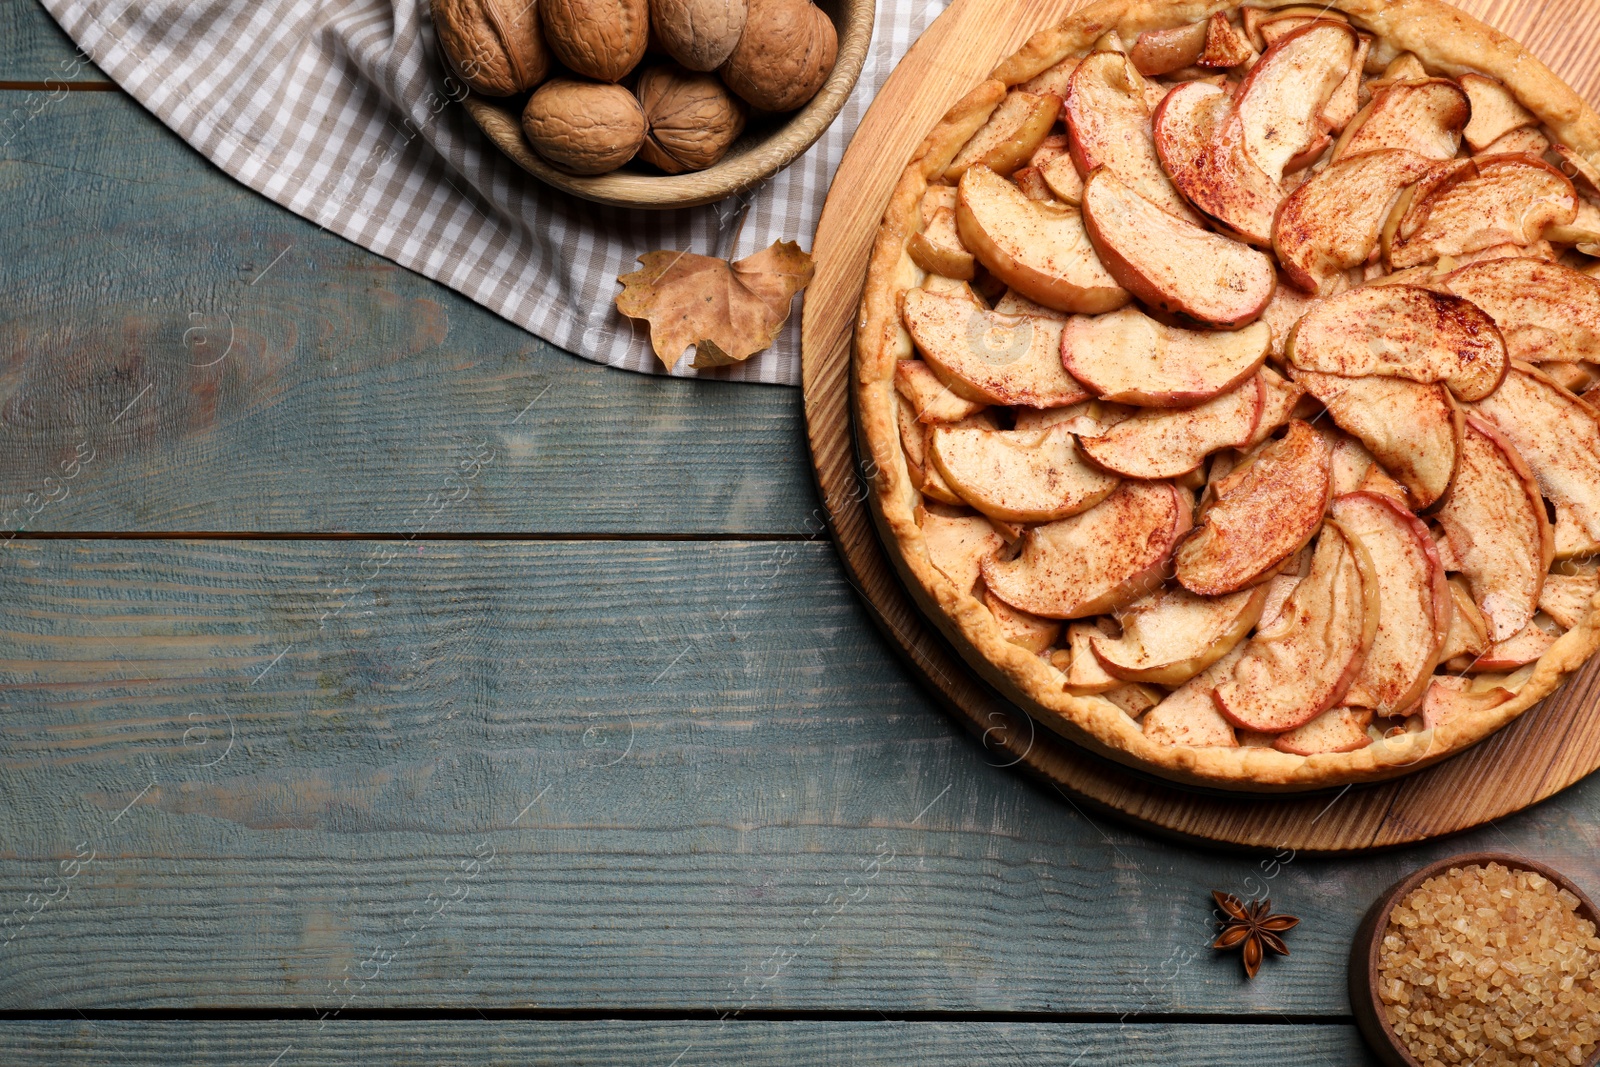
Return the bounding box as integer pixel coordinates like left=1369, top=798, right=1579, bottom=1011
left=41, top=0, right=949, bottom=385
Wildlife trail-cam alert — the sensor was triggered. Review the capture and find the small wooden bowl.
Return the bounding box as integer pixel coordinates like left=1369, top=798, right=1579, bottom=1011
left=460, top=0, right=874, bottom=210
left=1349, top=851, right=1600, bottom=1067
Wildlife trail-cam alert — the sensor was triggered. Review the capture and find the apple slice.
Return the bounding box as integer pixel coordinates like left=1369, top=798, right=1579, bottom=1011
left=920, top=505, right=1004, bottom=594
left=1290, top=370, right=1462, bottom=508
left=910, top=413, right=996, bottom=505
left=1440, top=258, right=1600, bottom=365
left=1092, top=583, right=1269, bottom=685
left=1478, top=127, right=1550, bottom=157
left=896, top=394, right=932, bottom=486
left=899, top=397, right=964, bottom=504
left=930, top=422, right=1119, bottom=523
left=1359, top=463, right=1411, bottom=505
left=983, top=587, right=1062, bottom=653
left=1318, top=34, right=1370, bottom=134
left=1241, top=367, right=1304, bottom=448
left=1213, top=520, right=1380, bottom=732
left=1061, top=305, right=1270, bottom=407
left=1461, top=616, right=1561, bottom=671
left=1258, top=570, right=1303, bottom=632
left=1028, top=133, right=1070, bottom=170
left=1324, top=428, right=1375, bottom=496
left=1020, top=54, right=1080, bottom=97
left=894, top=359, right=988, bottom=423
left=1552, top=143, right=1600, bottom=198
left=1198, top=11, right=1258, bottom=68
left=1470, top=362, right=1600, bottom=558
left=1142, top=645, right=1244, bottom=747
left=1063, top=620, right=1121, bottom=692
left=1012, top=398, right=1133, bottom=436
left=1438, top=574, right=1490, bottom=662
left=1080, top=168, right=1277, bottom=327
left=1153, top=80, right=1285, bottom=246
left=1539, top=570, right=1599, bottom=629
left=1130, top=20, right=1207, bottom=76
left=1332, top=492, right=1450, bottom=715
left=956, top=165, right=1130, bottom=313
left=1235, top=21, right=1357, bottom=181
left=992, top=289, right=1067, bottom=319
left=901, top=287, right=1090, bottom=408
left=1434, top=417, right=1552, bottom=642
left=1078, top=375, right=1263, bottom=479
left=1367, top=51, right=1428, bottom=89
left=1176, top=419, right=1333, bottom=595
left=907, top=206, right=976, bottom=280
left=1012, top=167, right=1052, bottom=201
left=1063, top=51, right=1200, bottom=224
left=1331, top=79, right=1470, bottom=162
left=1273, top=706, right=1374, bottom=755
left=1258, top=280, right=1320, bottom=364
left=1285, top=284, right=1508, bottom=401
left=1257, top=13, right=1342, bottom=48
left=1242, top=5, right=1347, bottom=48
left=1419, top=675, right=1515, bottom=731
left=1458, top=74, right=1538, bottom=153
left=1547, top=197, right=1600, bottom=250
left=1103, top=682, right=1164, bottom=719
left=946, top=90, right=1062, bottom=180
left=982, top=481, right=1192, bottom=618
left=1273, top=149, right=1435, bottom=295
left=1385, top=155, right=1579, bottom=269
left=1029, top=132, right=1086, bottom=204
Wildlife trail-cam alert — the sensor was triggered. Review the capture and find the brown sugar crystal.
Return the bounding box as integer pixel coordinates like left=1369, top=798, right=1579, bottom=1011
left=1378, top=862, right=1600, bottom=1066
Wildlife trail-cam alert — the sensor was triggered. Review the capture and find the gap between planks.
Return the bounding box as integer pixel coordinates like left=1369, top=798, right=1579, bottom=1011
left=0, top=80, right=116, bottom=90
left=0, top=1009, right=1357, bottom=1025
left=1, top=531, right=819, bottom=542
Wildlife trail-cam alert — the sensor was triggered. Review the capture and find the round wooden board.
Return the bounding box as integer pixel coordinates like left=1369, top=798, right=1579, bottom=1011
left=800, top=0, right=1600, bottom=853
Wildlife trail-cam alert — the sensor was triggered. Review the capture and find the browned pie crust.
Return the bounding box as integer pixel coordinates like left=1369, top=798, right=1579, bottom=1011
left=856, top=0, right=1600, bottom=790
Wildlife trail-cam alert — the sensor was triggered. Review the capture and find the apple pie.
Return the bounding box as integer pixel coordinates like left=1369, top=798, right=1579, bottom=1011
left=856, top=0, right=1600, bottom=789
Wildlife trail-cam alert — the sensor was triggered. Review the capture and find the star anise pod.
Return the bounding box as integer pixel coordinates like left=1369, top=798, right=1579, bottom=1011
left=1211, top=890, right=1299, bottom=979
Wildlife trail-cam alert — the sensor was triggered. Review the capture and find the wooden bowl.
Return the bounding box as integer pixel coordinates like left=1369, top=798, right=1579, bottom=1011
left=460, top=0, right=874, bottom=210
left=1349, top=852, right=1600, bottom=1067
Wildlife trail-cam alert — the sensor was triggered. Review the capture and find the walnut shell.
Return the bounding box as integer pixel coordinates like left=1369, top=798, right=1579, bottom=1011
left=635, top=64, right=747, bottom=173
left=650, top=0, right=747, bottom=72
left=522, top=79, right=647, bottom=174
left=540, top=0, right=649, bottom=83
left=434, top=0, right=551, bottom=96
left=719, top=0, right=836, bottom=112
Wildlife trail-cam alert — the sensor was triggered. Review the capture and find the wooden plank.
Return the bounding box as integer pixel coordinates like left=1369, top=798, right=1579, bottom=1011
left=0, top=93, right=813, bottom=535
left=0, top=1020, right=1382, bottom=1065
left=2, top=538, right=1599, bottom=1012
left=0, top=0, right=107, bottom=83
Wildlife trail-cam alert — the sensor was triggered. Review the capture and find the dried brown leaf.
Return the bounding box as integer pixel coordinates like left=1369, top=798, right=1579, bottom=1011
left=614, top=239, right=814, bottom=369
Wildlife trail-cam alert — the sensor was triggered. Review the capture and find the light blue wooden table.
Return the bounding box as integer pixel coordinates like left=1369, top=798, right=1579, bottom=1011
left=2, top=1, right=1598, bottom=1061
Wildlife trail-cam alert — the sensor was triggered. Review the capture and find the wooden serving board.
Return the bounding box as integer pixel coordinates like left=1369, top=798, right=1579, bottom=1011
left=801, top=0, right=1600, bottom=852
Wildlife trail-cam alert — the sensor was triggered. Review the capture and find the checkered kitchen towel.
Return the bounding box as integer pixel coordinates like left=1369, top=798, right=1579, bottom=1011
left=41, top=0, right=948, bottom=385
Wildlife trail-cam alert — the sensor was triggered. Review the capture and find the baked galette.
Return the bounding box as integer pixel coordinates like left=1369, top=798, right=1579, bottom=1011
left=856, top=0, right=1600, bottom=789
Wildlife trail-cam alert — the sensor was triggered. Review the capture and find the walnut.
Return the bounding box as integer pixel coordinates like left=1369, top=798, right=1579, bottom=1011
left=521, top=79, right=647, bottom=174
left=433, top=0, right=550, bottom=96
left=540, top=0, right=648, bottom=83
left=635, top=64, right=747, bottom=173
left=719, top=0, right=836, bottom=112
left=649, top=0, right=747, bottom=72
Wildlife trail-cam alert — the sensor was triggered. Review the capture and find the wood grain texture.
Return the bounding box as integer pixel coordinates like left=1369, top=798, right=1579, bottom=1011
left=1, top=538, right=1598, bottom=1011
left=461, top=0, right=874, bottom=209
left=0, top=1021, right=1382, bottom=1065
left=0, top=0, right=106, bottom=83
left=801, top=0, right=1600, bottom=850
left=0, top=95, right=814, bottom=536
